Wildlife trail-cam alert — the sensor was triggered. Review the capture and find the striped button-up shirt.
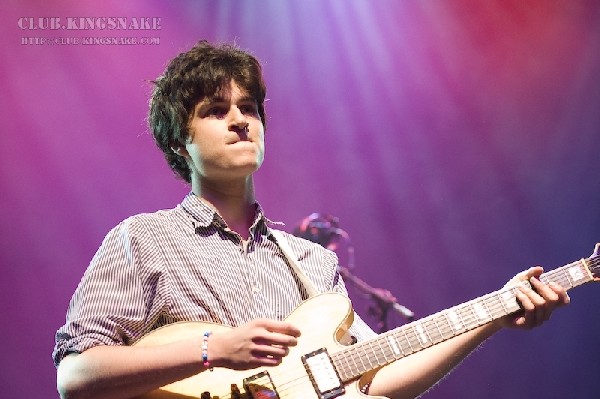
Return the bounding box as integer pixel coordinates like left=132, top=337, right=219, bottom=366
left=53, top=193, right=375, bottom=366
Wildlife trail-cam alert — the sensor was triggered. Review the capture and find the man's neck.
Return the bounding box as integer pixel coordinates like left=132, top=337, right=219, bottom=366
left=192, top=177, right=257, bottom=240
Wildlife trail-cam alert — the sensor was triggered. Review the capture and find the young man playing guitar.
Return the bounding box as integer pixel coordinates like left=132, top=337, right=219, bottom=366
left=53, top=40, right=573, bottom=399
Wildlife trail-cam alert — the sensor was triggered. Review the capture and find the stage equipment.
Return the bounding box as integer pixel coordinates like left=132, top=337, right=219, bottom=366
left=293, top=213, right=414, bottom=332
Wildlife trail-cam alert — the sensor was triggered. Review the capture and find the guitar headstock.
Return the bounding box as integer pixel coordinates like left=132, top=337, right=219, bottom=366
left=589, top=243, right=600, bottom=282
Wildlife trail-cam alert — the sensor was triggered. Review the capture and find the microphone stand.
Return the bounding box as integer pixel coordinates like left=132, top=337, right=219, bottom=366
left=291, top=214, right=414, bottom=333
left=338, top=266, right=414, bottom=333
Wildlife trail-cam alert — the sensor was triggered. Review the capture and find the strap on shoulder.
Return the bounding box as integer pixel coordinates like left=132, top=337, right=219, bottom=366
left=269, top=229, right=318, bottom=297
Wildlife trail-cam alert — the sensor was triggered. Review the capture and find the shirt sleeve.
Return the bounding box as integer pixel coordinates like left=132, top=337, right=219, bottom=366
left=52, top=218, right=168, bottom=366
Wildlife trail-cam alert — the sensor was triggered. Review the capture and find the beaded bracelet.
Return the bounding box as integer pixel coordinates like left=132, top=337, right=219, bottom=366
left=202, top=331, right=212, bottom=367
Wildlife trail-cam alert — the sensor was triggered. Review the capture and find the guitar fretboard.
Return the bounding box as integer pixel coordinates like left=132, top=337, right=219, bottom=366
left=331, top=256, right=597, bottom=383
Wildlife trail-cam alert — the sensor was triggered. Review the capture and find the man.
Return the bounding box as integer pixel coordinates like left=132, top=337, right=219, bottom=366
left=54, top=40, right=569, bottom=399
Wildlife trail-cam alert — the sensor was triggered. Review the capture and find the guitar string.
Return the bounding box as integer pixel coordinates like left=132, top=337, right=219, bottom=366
left=199, top=258, right=597, bottom=397
left=285, top=259, right=598, bottom=391
left=209, top=282, right=532, bottom=399
left=348, top=283, right=561, bottom=372
left=332, top=257, right=597, bottom=383
left=331, top=262, right=591, bottom=378
left=262, top=260, right=595, bottom=391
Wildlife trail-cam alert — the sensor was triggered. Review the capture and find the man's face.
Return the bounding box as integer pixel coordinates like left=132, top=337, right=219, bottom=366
left=181, top=80, right=265, bottom=183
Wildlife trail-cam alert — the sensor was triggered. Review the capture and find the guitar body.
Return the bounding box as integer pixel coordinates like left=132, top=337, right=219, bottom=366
left=134, top=293, right=381, bottom=399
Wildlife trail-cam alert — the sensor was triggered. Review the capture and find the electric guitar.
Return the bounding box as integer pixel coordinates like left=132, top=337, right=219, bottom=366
left=134, top=244, right=599, bottom=399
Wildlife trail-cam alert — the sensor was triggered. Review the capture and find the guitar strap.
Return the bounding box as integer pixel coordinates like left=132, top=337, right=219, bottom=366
left=269, top=229, right=318, bottom=298
left=270, top=229, right=357, bottom=346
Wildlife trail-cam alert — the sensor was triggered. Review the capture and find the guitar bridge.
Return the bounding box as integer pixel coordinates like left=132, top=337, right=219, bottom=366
left=302, top=348, right=345, bottom=399
left=243, top=370, right=280, bottom=398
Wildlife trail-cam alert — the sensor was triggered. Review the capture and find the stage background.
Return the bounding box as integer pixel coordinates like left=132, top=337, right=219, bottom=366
left=1, top=1, right=599, bottom=398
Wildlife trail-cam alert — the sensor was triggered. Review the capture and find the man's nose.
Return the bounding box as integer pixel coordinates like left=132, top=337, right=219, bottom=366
left=229, top=106, right=248, bottom=131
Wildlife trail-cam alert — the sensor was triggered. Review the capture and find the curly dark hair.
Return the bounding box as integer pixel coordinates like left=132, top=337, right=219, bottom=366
left=149, top=40, right=267, bottom=183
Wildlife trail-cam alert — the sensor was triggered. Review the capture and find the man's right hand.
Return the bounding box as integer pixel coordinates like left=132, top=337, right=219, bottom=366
left=208, top=319, right=301, bottom=369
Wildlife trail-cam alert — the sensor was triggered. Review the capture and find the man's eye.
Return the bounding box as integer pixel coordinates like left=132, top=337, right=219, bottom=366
left=206, top=107, right=227, bottom=118
left=240, top=104, right=259, bottom=116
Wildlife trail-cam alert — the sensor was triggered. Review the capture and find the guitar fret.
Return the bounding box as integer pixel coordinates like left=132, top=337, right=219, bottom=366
left=430, top=316, right=444, bottom=342
left=545, top=269, right=558, bottom=286
left=386, top=333, right=404, bottom=357
left=436, top=311, right=453, bottom=339
left=563, top=267, right=575, bottom=288
left=468, top=302, right=482, bottom=326
left=379, top=338, right=397, bottom=364
left=456, top=305, right=469, bottom=330
left=398, top=329, right=414, bottom=355
left=374, top=337, right=386, bottom=364
left=413, top=323, right=430, bottom=347
left=459, top=303, right=478, bottom=330
left=422, top=322, right=433, bottom=344
left=471, top=300, right=490, bottom=323
left=337, top=346, right=348, bottom=379
left=338, top=352, right=352, bottom=380
left=376, top=340, right=387, bottom=365
left=555, top=268, right=567, bottom=284
left=555, top=270, right=567, bottom=286
left=559, top=268, right=574, bottom=288
left=367, top=341, right=378, bottom=367
left=359, top=343, right=372, bottom=370
left=546, top=267, right=569, bottom=289
left=497, top=291, right=512, bottom=315
left=401, top=327, right=418, bottom=354
left=423, top=317, right=441, bottom=344
left=482, top=294, right=498, bottom=319
left=375, top=336, right=392, bottom=365
left=366, top=341, right=377, bottom=369
left=540, top=273, right=550, bottom=285
left=370, top=338, right=384, bottom=367
left=569, top=263, right=588, bottom=287
left=479, top=298, right=491, bottom=320
left=347, top=345, right=361, bottom=376
left=492, top=294, right=504, bottom=317
left=498, top=290, right=509, bottom=314
left=446, top=309, right=464, bottom=333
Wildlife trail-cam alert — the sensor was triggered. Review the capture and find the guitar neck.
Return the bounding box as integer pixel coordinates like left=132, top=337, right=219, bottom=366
left=332, top=255, right=599, bottom=383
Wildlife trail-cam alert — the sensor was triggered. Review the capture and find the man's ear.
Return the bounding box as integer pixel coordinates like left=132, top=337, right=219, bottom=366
left=171, top=145, right=189, bottom=157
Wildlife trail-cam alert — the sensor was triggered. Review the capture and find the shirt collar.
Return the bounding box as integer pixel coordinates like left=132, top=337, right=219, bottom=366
left=180, top=192, right=282, bottom=233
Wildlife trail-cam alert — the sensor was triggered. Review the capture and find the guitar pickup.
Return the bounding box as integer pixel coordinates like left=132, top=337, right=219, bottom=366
left=302, top=348, right=345, bottom=399
left=243, top=370, right=280, bottom=398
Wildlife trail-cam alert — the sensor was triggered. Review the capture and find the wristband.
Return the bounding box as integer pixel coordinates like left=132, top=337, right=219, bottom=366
left=202, top=331, right=212, bottom=367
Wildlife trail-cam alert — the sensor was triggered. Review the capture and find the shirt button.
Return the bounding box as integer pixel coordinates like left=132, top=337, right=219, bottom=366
left=252, top=285, right=261, bottom=293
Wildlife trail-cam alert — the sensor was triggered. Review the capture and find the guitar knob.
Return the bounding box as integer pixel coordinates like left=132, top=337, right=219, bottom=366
left=231, top=384, right=241, bottom=399
left=200, top=392, right=211, bottom=399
